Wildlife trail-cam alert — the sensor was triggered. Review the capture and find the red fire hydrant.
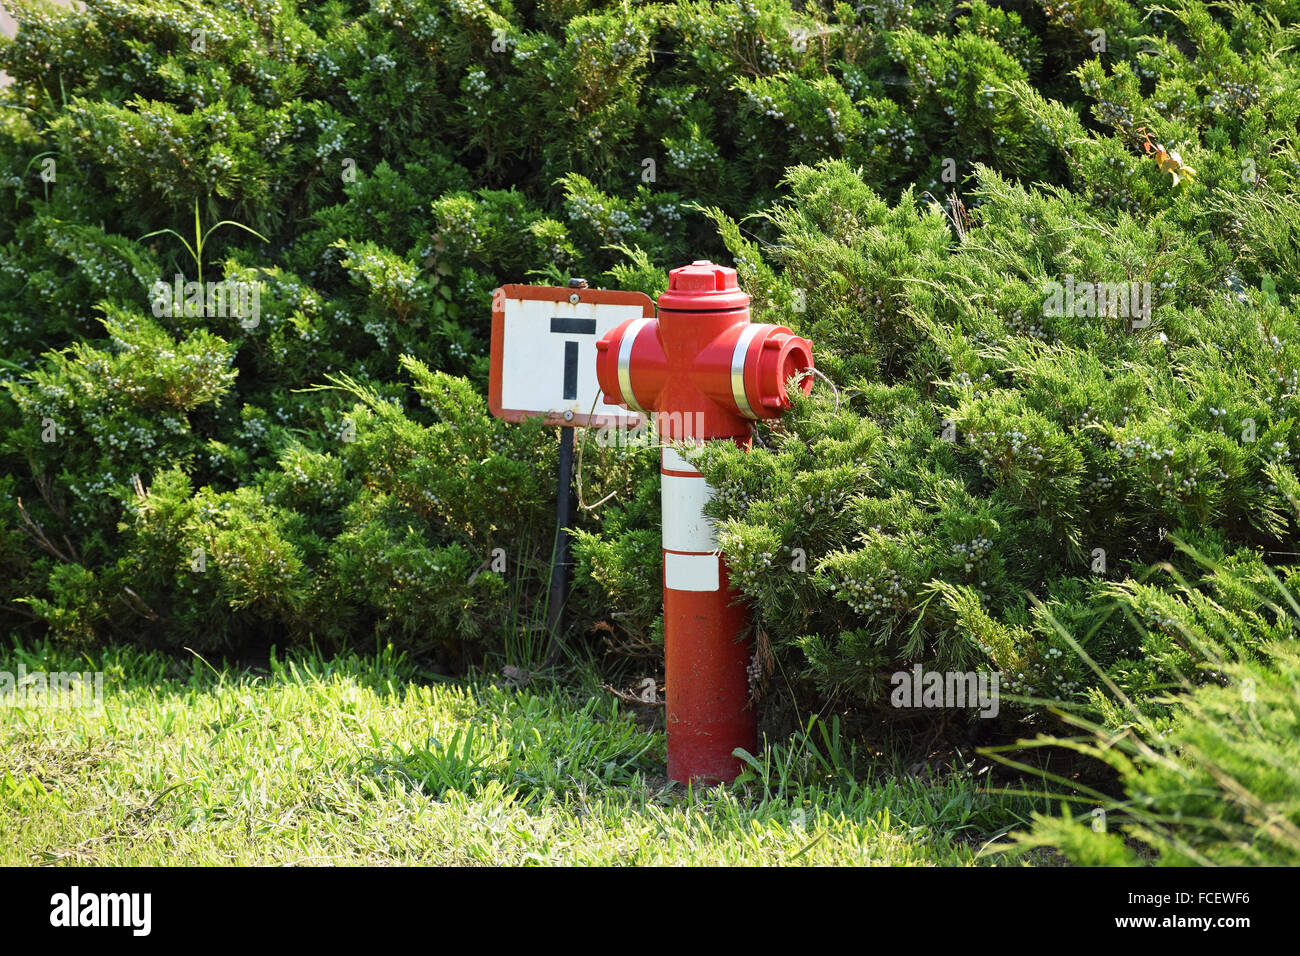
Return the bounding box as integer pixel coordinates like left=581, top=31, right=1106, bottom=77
left=595, top=261, right=814, bottom=784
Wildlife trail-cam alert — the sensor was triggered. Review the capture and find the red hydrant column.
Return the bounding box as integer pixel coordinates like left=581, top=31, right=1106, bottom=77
left=595, top=261, right=813, bottom=784
left=660, top=440, right=755, bottom=784
left=656, top=262, right=760, bottom=784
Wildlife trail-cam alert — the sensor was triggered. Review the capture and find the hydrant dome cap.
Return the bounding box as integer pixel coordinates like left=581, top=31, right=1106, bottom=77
left=659, top=260, right=750, bottom=312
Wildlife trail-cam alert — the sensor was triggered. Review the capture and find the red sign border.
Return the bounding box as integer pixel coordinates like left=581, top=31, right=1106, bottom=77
left=489, top=284, right=656, bottom=427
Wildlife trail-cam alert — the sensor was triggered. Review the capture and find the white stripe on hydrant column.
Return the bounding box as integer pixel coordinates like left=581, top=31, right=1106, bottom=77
left=661, top=446, right=721, bottom=592
left=664, top=552, right=720, bottom=591
left=661, top=474, right=716, bottom=552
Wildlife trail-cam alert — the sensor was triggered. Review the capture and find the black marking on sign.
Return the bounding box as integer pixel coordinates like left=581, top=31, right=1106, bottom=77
left=563, top=341, right=579, bottom=400
left=551, top=318, right=597, bottom=335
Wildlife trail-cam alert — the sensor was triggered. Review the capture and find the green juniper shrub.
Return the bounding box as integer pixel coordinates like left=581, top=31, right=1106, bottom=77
left=1006, top=542, right=1300, bottom=866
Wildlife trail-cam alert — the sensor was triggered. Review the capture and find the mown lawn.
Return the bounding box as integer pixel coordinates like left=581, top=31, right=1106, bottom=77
left=0, top=643, right=1042, bottom=865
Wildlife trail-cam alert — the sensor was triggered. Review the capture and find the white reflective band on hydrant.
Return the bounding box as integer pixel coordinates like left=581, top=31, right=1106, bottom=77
left=616, top=318, right=653, bottom=413
left=729, top=324, right=763, bottom=419
left=664, top=552, right=720, bottom=591
left=661, top=447, right=721, bottom=592
left=661, top=474, right=716, bottom=552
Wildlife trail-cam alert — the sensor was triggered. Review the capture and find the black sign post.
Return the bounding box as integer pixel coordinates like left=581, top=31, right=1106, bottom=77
left=545, top=422, right=575, bottom=665
left=488, top=277, right=655, bottom=666
left=543, top=278, right=589, bottom=663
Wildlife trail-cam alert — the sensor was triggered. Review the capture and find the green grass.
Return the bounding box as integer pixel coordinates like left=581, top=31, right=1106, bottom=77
left=0, top=642, right=1042, bottom=865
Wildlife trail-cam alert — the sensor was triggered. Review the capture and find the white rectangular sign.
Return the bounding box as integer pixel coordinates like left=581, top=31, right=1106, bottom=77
left=489, top=285, right=655, bottom=427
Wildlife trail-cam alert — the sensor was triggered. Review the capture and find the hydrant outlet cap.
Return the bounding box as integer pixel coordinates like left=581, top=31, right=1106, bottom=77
left=659, top=260, right=750, bottom=312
